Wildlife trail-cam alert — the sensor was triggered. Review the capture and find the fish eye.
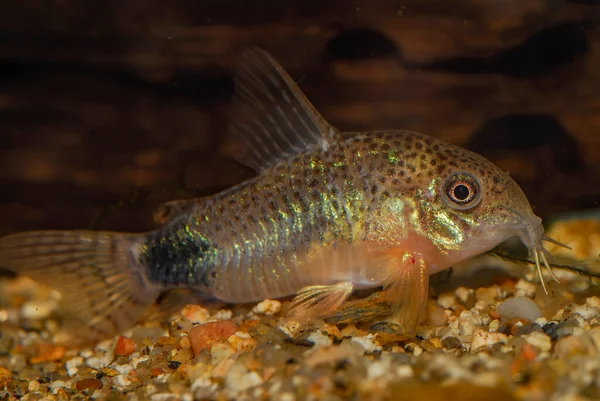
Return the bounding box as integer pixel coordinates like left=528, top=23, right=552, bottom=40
left=441, top=172, right=482, bottom=210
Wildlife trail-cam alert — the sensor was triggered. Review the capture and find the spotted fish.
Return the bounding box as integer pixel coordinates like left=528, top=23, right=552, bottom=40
left=0, top=48, right=563, bottom=343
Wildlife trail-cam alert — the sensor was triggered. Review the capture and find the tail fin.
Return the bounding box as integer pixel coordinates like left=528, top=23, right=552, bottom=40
left=0, top=230, right=160, bottom=344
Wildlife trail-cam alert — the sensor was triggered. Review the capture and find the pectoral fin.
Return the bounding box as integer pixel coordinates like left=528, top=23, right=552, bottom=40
left=288, top=281, right=354, bottom=320
left=380, top=251, right=430, bottom=334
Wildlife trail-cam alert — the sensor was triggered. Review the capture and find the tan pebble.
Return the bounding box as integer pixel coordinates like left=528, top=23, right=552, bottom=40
left=455, top=287, right=473, bottom=303
left=471, top=328, right=508, bottom=352
left=210, top=341, right=235, bottom=365
left=211, top=358, right=235, bottom=379
left=28, top=380, right=40, bottom=392
left=555, top=335, right=591, bottom=358
left=523, top=331, right=552, bottom=352
left=228, top=332, right=258, bottom=352
left=181, top=305, right=210, bottom=324
left=429, top=305, right=448, bottom=326
left=179, top=336, right=191, bottom=349
left=100, top=367, right=120, bottom=377
left=251, top=299, right=281, bottom=316
left=437, top=293, right=456, bottom=309
left=476, top=287, right=499, bottom=305
left=171, top=348, right=193, bottom=364
left=263, top=366, right=276, bottom=381
left=0, top=367, right=11, bottom=386
left=430, top=338, right=443, bottom=349
left=189, top=320, right=238, bottom=356
left=323, top=323, right=344, bottom=340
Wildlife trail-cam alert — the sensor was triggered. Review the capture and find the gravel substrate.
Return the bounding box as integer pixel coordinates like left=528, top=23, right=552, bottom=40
left=1, top=218, right=599, bottom=401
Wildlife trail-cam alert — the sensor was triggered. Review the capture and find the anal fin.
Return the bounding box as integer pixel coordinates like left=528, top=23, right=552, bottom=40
left=288, top=281, right=354, bottom=320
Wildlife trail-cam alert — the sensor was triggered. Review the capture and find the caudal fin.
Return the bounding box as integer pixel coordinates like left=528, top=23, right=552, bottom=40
left=0, top=230, right=160, bottom=344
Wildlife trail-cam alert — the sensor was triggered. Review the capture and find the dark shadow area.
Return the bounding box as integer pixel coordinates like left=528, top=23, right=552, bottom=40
left=414, top=21, right=590, bottom=78
left=324, top=28, right=400, bottom=61
left=467, top=114, right=585, bottom=174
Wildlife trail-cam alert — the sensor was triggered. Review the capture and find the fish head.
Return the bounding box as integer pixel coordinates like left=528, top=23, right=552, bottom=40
left=403, top=134, right=556, bottom=281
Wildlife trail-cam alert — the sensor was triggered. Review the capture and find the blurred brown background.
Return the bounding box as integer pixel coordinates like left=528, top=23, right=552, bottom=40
left=0, top=0, right=599, bottom=235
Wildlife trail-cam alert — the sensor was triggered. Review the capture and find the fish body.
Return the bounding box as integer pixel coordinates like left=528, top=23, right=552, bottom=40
left=0, top=48, right=556, bottom=343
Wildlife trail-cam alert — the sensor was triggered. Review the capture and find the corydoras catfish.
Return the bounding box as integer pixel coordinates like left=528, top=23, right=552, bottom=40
left=0, top=48, right=562, bottom=344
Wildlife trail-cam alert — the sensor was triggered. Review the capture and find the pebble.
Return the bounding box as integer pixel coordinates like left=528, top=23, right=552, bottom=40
left=437, top=293, right=456, bottom=309
left=471, top=329, right=508, bottom=351
left=113, top=374, right=132, bottom=389
left=572, top=304, right=600, bottom=320
left=181, top=305, right=210, bottom=324
left=225, top=363, right=263, bottom=395
left=351, top=334, right=383, bottom=353
left=251, top=299, right=281, bottom=316
left=523, top=331, right=552, bottom=352
left=429, top=305, right=448, bottom=326
left=65, top=356, right=84, bottom=376
left=27, top=380, right=40, bottom=392
left=457, top=310, right=480, bottom=336
left=455, top=287, right=473, bottom=304
left=0, top=367, right=11, bottom=387
left=114, top=336, right=136, bottom=356
left=554, top=335, right=589, bottom=358
left=75, top=378, right=103, bottom=391
left=50, top=380, right=69, bottom=394
left=307, top=330, right=333, bottom=347
left=189, top=321, right=238, bottom=356
left=515, top=279, right=537, bottom=298
left=497, top=296, right=542, bottom=322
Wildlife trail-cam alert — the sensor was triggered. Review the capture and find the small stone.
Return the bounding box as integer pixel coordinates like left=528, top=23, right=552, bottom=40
left=515, top=279, right=537, bottom=298
left=523, top=331, right=552, bottom=352
left=497, top=296, right=542, bottom=322
left=457, top=310, right=479, bottom=336
left=225, top=363, right=263, bottom=394
left=455, top=287, right=473, bottom=304
left=181, top=305, right=210, bottom=324
left=429, top=305, right=448, bottom=326
left=572, top=304, right=600, bottom=320
left=554, top=335, right=589, bottom=358
left=441, top=337, right=463, bottom=351
left=307, top=330, right=333, bottom=347
left=114, top=336, right=135, bottom=357
left=65, top=356, right=84, bottom=377
left=113, top=374, right=131, bottom=389
left=150, top=393, right=182, bottom=401
left=179, top=336, right=191, bottom=349
left=476, top=287, right=499, bottom=305
left=50, top=380, right=68, bottom=394
left=351, top=334, right=383, bottom=353
left=471, top=328, right=508, bottom=351
left=189, top=320, right=238, bottom=356
left=437, top=293, right=456, bottom=309
left=252, top=299, right=281, bottom=316
left=30, top=344, right=66, bottom=364
left=28, top=380, right=40, bottom=392
left=0, top=367, right=11, bottom=387
left=211, top=341, right=235, bottom=365
left=76, top=378, right=103, bottom=391
left=171, top=348, right=193, bottom=365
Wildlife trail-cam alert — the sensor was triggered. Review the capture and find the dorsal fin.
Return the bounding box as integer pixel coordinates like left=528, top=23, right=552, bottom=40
left=225, top=47, right=340, bottom=172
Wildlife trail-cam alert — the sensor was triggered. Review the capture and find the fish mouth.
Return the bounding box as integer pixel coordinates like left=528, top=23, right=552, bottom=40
left=518, top=216, right=571, bottom=295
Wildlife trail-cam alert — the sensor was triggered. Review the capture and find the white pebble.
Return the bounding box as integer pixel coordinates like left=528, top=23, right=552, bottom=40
left=28, top=380, right=40, bottom=392
left=572, top=304, right=600, bottom=320
left=252, top=299, right=281, bottom=316
left=65, top=356, right=84, bottom=377
left=211, top=310, right=233, bottom=321
left=457, top=310, right=480, bottom=336
left=471, top=329, right=508, bottom=352
left=50, top=380, right=68, bottom=394
left=278, top=392, right=296, bottom=401
left=113, top=374, right=132, bottom=389
left=150, top=393, right=182, bottom=401
left=86, top=356, right=103, bottom=370
left=586, top=297, right=600, bottom=308
left=114, top=364, right=133, bottom=375
left=437, top=293, right=456, bottom=309
left=395, top=365, right=414, bottom=379
left=225, top=363, right=263, bottom=394
left=524, top=331, right=552, bottom=352
left=351, top=334, right=382, bottom=353
left=367, top=360, right=389, bottom=379
left=515, top=279, right=537, bottom=298
left=497, top=296, right=542, bottom=322
left=308, top=330, right=333, bottom=347
left=131, top=354, right=149, bottom=369
left=455, top=287, right=473, bottom=303
left=79, top=349, right=94, bottom=358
